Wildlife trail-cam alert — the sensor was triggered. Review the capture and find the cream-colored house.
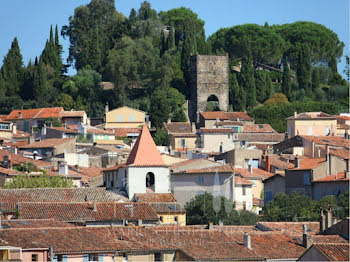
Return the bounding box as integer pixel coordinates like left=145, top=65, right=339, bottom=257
left=286, top=112, right=337, bottom=138
left=105, top=106, right=150, bottom=129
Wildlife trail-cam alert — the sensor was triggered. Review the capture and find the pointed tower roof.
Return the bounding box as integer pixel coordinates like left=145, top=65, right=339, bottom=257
left=126, top=125, right=166, bottom=166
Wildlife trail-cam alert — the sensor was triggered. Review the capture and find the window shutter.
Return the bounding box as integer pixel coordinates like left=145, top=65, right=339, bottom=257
left=98, top=254, right=104, bottom=262
left=63, top=255, right=68, bottom=262
left=83, top=254, right=89, bottom=262
left=52, top=255, right=58, bottom=262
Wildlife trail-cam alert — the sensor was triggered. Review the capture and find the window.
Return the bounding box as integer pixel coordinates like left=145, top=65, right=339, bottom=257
left=104, top=135, right=108, bottom=140
left=325, top=127, right=330, bottom=135
left=32, top=254, right=38, bottom=262
left=265, top=191, right=272, bottom=202
left=303, top=173, right=311, bottom=185
left=174, top=216, right=178, bottom=222
left=252, top=159, right=259, bottom=168
left=57, top=255, right=68, bottom=262
left=146, top=172, right=155, bottom=190
left=159, top=216, right=163, bottom=222
left=181, top=138, right=186, bottom=148
left=307, top=126, right=313, bottom=135
left=198, top=175, right=204, bottom=184
left=122, top=254, right=128, bottom=262
left=154, top=253, right=162, bottom=262
left=242, top=186, right=246, bottom=196
left=219, top=144, right=223, bottom=153
left=0, top=123, right=9, bottom=130
left=129, top=115, right=134, bottom=122
left=243, top=201, right=247, bottom=210
left=228, top=134, right=231, bottom=138
left=117, top=115, right=122, bottom=122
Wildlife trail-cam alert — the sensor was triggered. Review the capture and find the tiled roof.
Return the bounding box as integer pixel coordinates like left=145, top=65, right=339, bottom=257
left=12, top=129, right=31, bottom=138
left=183, top=164, right=234, bottom=174
left=215, top=121, right=243, bottom=126
left=61, top=111, right=85, bottom=117
left=268, top=154, right=294, bottom=169
left=256, top=221, right=320, bottom=237
left=301, top=136, right=350, bottom=149
left=312, top=172, right=350, bottom=182
left=126, top=125, right=166, bottom=166
left=235, top=176, right=253, bottom=185
left=17, top=202, right=159, bottom=221
left=102, top=164, right=127, bottom=172
left=0, top=166, right=22, bottom=175
left=1, top=219, right=73, bottom=228
left=0, top=115, right=8, bottom=120
left=224, top=231, right=306, bottom=259
left=200, top=111, right=253, bottom=121
left=200, top=128, right=235, bottom=133
left=113, top=128, right=141, bottom=137
left=0, top=149, right=53, bottom=168
left=311, top=243, right=349, bottom=261
left=236, top=132, right=285, bottom=142
left=163, top=122, right=193, bottom=134
left=311, top=235, right=348, bottom=244
left=48, top=127, right=80, bottom=134
left=242, top=124, right=277, bottom=133
left=330, top=148, right=350, bottom=159
left=335, top=115, right=350, bottom=121
left=7, top=107, right=64, bottom=120
left=232, top=167, right=274, bottom=179
left=19, top=138, right=75, bottom=149
left=288, top=158, right=326, bottom=170
left=86, top=128, right=114, bottom=135
left=287, top=112, right=336, bottom=120
left=134, top=193, right=177, bottom=203
left=0, top=188, right=127, bottom=210
left=150, top=202, right=185, bottom=214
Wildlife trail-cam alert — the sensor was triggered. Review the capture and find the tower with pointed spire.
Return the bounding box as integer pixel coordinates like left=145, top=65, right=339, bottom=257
left=104, top=125, right=170, bottom=200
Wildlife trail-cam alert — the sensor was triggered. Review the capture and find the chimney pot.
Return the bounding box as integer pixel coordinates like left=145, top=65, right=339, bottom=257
left=295, top=155, right=300, bottom=168
left=208, top=222, right=214, bottom=230
left=138, top=219, right=143, bottom=226
left=243, top=232, right=251, bottom=249
left=320, top=209, right=326, bottom=233
left=93, top=201, right=97, bottom=212
left=248, top=164, right=252, bottom=173
left=294, top=111, right=297, bottom=118
left=105, top=102, right=109, bottom=113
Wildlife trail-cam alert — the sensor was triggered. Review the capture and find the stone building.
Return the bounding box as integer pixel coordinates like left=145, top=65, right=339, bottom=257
left=189, top=55, right=229, bottom=122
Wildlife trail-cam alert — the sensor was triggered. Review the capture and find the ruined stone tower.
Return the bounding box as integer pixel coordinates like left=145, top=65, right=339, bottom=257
left=189, top=54, right=229, bottom=123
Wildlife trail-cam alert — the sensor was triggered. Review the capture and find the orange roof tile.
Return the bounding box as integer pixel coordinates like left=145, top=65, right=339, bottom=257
left=242, top=124, right=276, bottom=133
left=311, top=243, right=349, bottom=261
left=200, top=111, right=253, bottom=121
left=301, top=136, right=350, bottom=149
left=312, top=172, right=350, bottom=182
left=200, top=128, right=235, bottom=133
left=330, top=148, right=350, bottom=159
left=0, top=149, right=53, bottom=168
left=48, top=127, right=80, bottom=134
left=7, top=107, right=64, bottom=120
left=134, top=193, right=177, bottom=203
left=19, top=138, right=75, bottom=149
left=232, top=167, right=274, bottom=179
left=288, top=158, right=326, bottom=170
left=126, top=125, right=165, bottom=166
left=61, top=111, right=85, bottom=118
left=184, top=164, right=234, bottom=174
left=113, top=128, right=141, bottom=137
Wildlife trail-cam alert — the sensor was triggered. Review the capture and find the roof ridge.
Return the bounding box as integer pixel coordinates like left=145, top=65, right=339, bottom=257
left=33, top=108, right=45, bottom=119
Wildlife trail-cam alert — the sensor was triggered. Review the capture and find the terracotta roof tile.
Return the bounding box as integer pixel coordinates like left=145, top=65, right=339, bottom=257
left=113, top=128, right=141, bottom=137
left=257, top=221, right=320, bottom=237
left=330, top=148, right=350, bottom=159
left=311, top=243, right=349, bottom=261
left=311, top=235, right=348, bottom=244
left=1, top=219, right=73, bottom=228
left=232, top=167, right=274, bottom=179
left=0, top=166, right=22, bottom=175
left=236, top=132, right=285, bottom=142
left=61, top=111, right=85, bottom=118
left=0, top=149, right=53, bottom=168
left=243, top=124, right=277, bottom=133
left=200, top=111, right=253, bottom=121
left=12, top=129, right=31, bottom=138
left=215, top=121, right=243, bottom=126
left=134, top=193, right=177, bottom=203
left=268, top=154, right=295, bottom=169
left=86, top=128, right=114, bottom=135
left=17, top=202, right=159, bottom=221
left=287, top=112, right=335, bottom=120
left=200, top=128, right=235, bottom=133
left=126, top=125, right=165, bottom=166
left=19, top=138, right=75, bottom=149
left=184, top=164, right=234, bottom=174
left=312, top=172, right=350, bottom=182
left=48, top=127, right=80, bottom=134
left=288, top=158, right=326, bottom=170
left=7, top=107, right=64, bottom=120
left=150, top=202, right=185, bottom=214
left=163, top=122, right=193, bottom=134
left=301, top=135, right=350, bottom=149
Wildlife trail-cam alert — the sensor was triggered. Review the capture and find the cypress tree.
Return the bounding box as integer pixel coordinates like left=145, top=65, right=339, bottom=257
left=311, top=68, right=320, bottom=91
left=282, top=55, right=292, bottom=99
left=167, top=26, right=175, bottom=50
left=229, top=73, right=245, bottom=111
left=1, top=37, right=24, bottom=96
left=49, top=25, right=54, bottom=45
left=296, top=44, right=312, bottom=95
left=0, top=71, right=5, bottom=97
left=181, top=20, right=196, bottom=86
left=33, top=57, right=48, bottom=100
left=255, top=70, right=266, bottom=103
left=160, top=30, right=167, bottom=56
left=55, top=25, right=60, bottom=48
left=239, top=41, right=256, bottom=107
left=265, top=73, right=272, bottom=100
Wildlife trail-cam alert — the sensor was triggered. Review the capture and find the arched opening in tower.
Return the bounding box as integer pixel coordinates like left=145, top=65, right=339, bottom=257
left=146, top=172, right=155, bottom=191
left=206, top=95, right=220, bottom=111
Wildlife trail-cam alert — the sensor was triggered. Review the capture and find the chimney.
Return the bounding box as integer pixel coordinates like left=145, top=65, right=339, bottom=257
left=14, top=147, right=17, bottom=155
left=294, top=111, right=297, bottom=118
left=219, top=221, right=223, bottom=227
left=12, top=124, right=17, bottom=134
left=208, top=222, right=214, bottom=230
left=295, top=155, right=300, bottom=168
left=105, top=102, right=109, bottom=113
left=167, top=118, right=171, bottom=124
left=138, top=219, right=143, bottom=226
left=2, top=155, right=9, bottom=168
left=28, top=136, right=34, bottom=145
left=302, top=225, right=313, bottom=249
left=58, top=161, right=68, bottom=176
left=248, top=163, right=253, bottom=173
left=243, top=232, right=251, bottom=249
left=191, top=122, right=196, bottom=133
left=325, top=206, right=333, bottom=229
left=33, top=150, right=38, bottom=160
left=265, top=155, right=270, bottom=172
left=326, top=145, right=331, bottom=176
left=311, top=142, right=315, bottom=158
left=18, top=112, right=22, bottom=119
left=93, top=201, right=97, bottom=212
left=320, top=209, right=326, bottom=234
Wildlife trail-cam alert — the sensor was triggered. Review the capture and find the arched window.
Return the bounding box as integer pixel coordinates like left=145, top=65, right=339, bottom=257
left=146, top=172, right=155, bottom=191
left=206, top=95, right=220, bottom=111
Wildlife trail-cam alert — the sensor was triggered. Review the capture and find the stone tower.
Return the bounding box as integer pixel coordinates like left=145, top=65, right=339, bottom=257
left=189, top=54, right=229, bottom=123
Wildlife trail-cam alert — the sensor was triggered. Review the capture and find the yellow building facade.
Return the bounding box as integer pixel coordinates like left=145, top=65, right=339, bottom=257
left=105, top=106, right=151, bottom=129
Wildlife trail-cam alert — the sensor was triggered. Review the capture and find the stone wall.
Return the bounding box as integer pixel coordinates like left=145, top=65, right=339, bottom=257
left=189, top=55, right=229, bottom=122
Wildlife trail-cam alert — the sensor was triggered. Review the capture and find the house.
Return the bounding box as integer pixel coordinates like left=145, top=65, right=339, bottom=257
left=286, top=112, right=337, bottom=138
left=171, top=164, right=254, bottom=211
left=0, top=121, right=31, bottom=147
left=215, top=147, right=262, bottom=167
left=263, top=173, right=286, bottom=204
left=103, top=125, right=170, bottom=200
left=312, top=171, right=349, bottom=200
left=60, top=110, right=88, bottom=126
left=163, top=121, right=197, bottom=151
left=15, top=202, right=160, bottom=226
left=199, top=111, right=254, bottom=128
left=105, top=105, right=150, bottom=129
left=19, top=137, right=76, bottom=159
left=298, top=243, right=349, bottom=261
left=200, top=128, right=236, bottom=153
left=46, top=126, right=80, bottom=139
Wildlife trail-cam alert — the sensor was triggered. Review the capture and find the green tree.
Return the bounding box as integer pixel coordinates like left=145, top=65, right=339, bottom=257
left=138, top=1, right=157, bottom=20
left=255, top=70, right=267, bottom=103
left=150, top=88, right=171, bottom=127
left=239, top=42, right=256, bottom=107
left=296, top=44, right=312, bottom=95
left=0, top=71, right=5, bottom=97
left=229, top=73, right=245, bottom=111
left=265, top=73, right=272, bottom=99
left=33, top=58, right=48, bottom=100
left=344, top=55, right=349, bottom=81
left=264, top=93, right=289, bottom=105
left=4, top=174, right=73, bottom=189
left=54, top=93, right=75, bottom=110
left=282, top=55, right=292, bottom=99
left=181, top=20, right=197, bottom=85
left=185, top=192, right=257, bottom=225
left=1, top=37, right=24, bottom=96
left=153, top=128, right=168, bottom=146
left=311, top=68, right=320, bottom=91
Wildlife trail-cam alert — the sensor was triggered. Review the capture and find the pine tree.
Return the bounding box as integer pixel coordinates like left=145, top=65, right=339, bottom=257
left=229, top=73, right=245, bottom=111
left=311, top=68, right=320, bottom=91
left=239, top=41, right=256, bottom=107
left=1, top=37, right=24, bottom=96
left=33, top=57, right=48, bottom=100
left=282, top=55, right=292, bottom=99
left=296, top=44, right=312, bottom=95
left=0, top=71, right=5, bottom=97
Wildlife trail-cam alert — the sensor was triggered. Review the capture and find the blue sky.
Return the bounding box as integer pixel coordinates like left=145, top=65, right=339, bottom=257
left=0, top=0, right=349, bottom=76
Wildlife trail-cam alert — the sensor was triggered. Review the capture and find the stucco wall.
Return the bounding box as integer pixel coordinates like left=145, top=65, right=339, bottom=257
left=201, top=133, right=235, bottom=153
left=234, top=184, right=253, bottom=210
left=169, top=136, right=197, bottom=150
left=312, top=181, right=349, bottom=200
left=264, top=175, right=285, bottom=204
left=287, top=119, right=337, bottom=137
left=159, top=214, right=186, bottom=226
left=225, top=148, right=262, bottom=167
left=105, top=107, right=148, bottom=129
left=22, top=251, right=47, bottom=262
